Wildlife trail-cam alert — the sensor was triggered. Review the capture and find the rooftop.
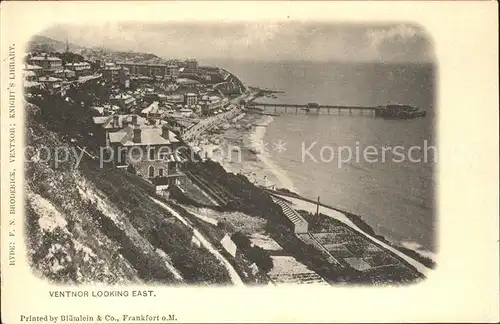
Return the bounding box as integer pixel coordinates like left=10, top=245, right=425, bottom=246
left=141, top=101, right=163, bottom=115
left=111, top=93, right=134, bottom=100
left=23, top=64, right=43, bottom=71
left=66, top=62, right=90, bottom=67
left=30, top=56, right=62, bottom=62
left=39, top=76, right=62, bottom=82
left=92, top=114, right=146, bottom=129
left=108, top=124, right=179, bottom=146
left=177, top=78, right=200, bottom=85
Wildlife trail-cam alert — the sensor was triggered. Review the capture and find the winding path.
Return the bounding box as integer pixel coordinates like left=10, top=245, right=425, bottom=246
left=150, top=197, right=245, bottom=286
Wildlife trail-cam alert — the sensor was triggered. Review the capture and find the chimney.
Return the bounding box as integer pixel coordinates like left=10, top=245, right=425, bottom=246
left=113, top=115, right=120, bottom=128
left=161, top=124, right=170, bottom=139
left=132, top=114, right=138, bottom=125
left=133, top=127, right=142, bottom=143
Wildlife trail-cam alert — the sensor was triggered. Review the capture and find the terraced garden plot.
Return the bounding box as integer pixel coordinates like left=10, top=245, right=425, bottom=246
left=364, top=242, right=382, bottom=253
left=312, top=232, right=354, bottom=245
left=343, top=241, right=374, bottom=257
left=296, top=234, right=343, bottom=266
left=323, top=244, right=354, bottom=258
left=344, top=257, right=372, bottom=271
left=268, top=256, right=329, bottom=285
left=362, top=252, right=399, bottom=267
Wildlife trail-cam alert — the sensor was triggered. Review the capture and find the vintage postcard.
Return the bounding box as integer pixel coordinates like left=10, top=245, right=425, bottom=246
left=1, top=1, right=498, bottom=323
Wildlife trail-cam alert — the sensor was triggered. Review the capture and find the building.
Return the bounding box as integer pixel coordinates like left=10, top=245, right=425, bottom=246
left=166, top=64, right=179, bottom=79
left=90, top=104, right=120, bottom=116
left=107, top=122, right=184, bottom=186
left=176, top=78, right=200, bottom=89
left=65, top=62, right=92, bottom=76
left=92, top=114, right=147, bottom=145
left=54, top=69, right=76, bottom=79
left=38, top=76, right=63, bottom=94
left=140, top=101, right=164, bottom=118
left=116, top=62, right=167, bottom=78
left=119, top=66, right=130, bottom=88
left=102, top=65, right=121, bottom=83
left=178, top=108, right=194, bottom=118
left=184, top=93, right=198, bottom=107
left=23, top=70, right=41, bottom=90
left=23, top=64, right=44, bottom=77
left=110, top=93, right=136, bottom=111
left=166, top=94, right=184, bottom=105
left=28, top=54, right=63, bottom=75
left=184, top=59, right=198, bottom=73
left=200, top=95, right=229, bottom=115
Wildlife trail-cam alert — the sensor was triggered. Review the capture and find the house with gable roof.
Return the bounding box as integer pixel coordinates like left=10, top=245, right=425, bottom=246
left=92, top=114, right=147, bottom=146
left=107, top=120, right=185, bottom=186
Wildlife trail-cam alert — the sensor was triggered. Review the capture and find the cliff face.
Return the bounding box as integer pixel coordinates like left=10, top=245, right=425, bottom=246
left=25, top=103, right=141, bottom=283
left=24, top=102, right=230, bottom=285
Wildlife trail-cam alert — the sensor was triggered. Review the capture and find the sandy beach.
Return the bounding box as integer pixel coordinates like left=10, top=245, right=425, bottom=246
left=190, top=111, right=299, bottom=196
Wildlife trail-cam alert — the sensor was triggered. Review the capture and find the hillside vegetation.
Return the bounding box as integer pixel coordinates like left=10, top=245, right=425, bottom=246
left=25, top=101, right=232, bottom=284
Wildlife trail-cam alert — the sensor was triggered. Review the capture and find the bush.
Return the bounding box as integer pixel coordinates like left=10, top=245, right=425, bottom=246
left=231, top=232, right=252, bottom=250
left=231, top=231, right=273, bottom=273
left=248, top=246, right=273, bottom=273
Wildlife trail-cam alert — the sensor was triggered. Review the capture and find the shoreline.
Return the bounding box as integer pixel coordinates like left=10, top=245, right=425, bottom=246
left=189, top=91, right=435, bottom=268
left=246, top=116, right=299, bottom=194
left=194, top=108, right=299, bottom=194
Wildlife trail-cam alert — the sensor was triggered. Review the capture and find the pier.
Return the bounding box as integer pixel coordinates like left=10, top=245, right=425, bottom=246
left=247, top=102, right=380, bottom=116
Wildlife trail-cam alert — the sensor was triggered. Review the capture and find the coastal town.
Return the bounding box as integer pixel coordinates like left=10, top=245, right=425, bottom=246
left=23, top=36, right=433, bottom=286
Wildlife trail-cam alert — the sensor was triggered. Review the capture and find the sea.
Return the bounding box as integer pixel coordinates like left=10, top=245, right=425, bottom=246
left=205, top=59, right=436, bottom=259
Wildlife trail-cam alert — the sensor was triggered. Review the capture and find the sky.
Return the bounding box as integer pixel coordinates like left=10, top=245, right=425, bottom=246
left=40, top=22, right=434, bottom=63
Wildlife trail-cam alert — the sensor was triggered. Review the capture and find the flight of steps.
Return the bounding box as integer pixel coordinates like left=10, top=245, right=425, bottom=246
left=272, top=197, right=304, bottom=224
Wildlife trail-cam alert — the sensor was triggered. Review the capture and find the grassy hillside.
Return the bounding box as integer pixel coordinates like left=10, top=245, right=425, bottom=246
left=25, top=101, right=232, bottom=285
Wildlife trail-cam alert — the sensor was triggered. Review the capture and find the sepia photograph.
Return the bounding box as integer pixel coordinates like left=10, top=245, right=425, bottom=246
left=23, top=21, right=436, bottom=286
